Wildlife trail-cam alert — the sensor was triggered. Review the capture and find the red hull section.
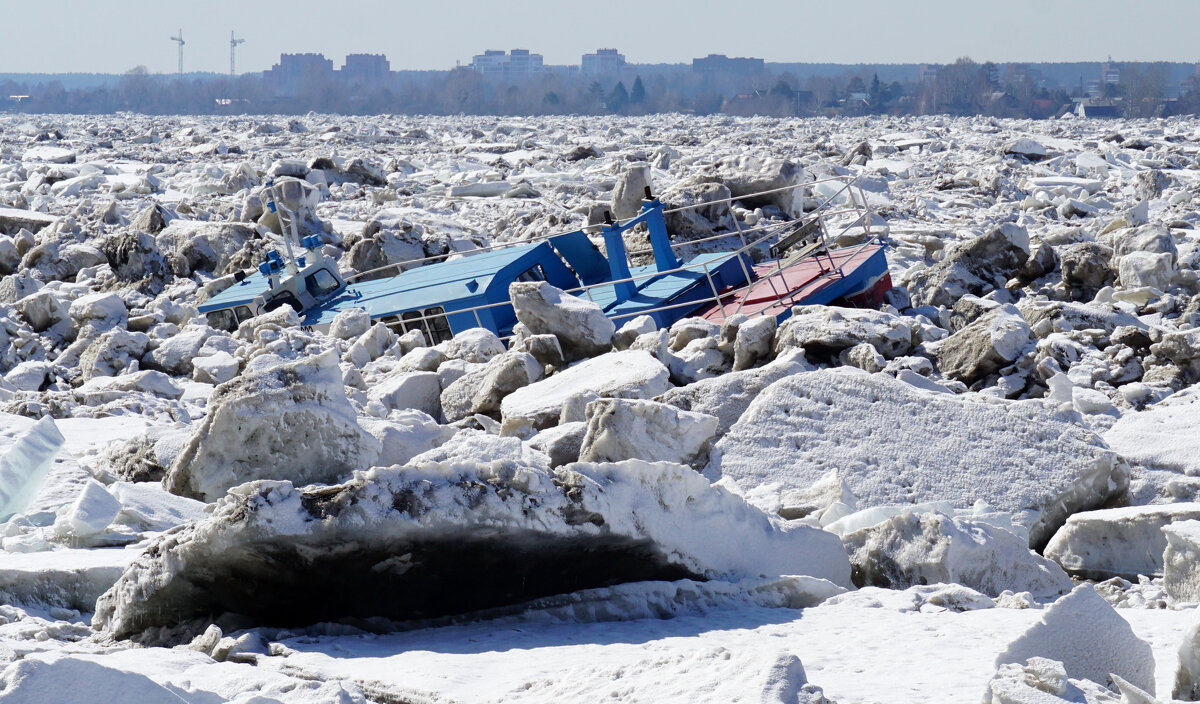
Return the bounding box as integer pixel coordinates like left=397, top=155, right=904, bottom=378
left=694, top=244, right=891, bottom=324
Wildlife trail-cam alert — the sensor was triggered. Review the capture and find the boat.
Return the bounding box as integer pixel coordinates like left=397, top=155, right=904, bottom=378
left=199, top=175, right=892, bottom=343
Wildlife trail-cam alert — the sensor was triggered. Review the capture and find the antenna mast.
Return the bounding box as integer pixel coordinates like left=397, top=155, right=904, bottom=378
left=230, top=31, right=246, bottom=76
left=170, top=29, right=185, bottom=77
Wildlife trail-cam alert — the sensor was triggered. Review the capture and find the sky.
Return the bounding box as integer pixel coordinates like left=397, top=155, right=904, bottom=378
left=1, top=0, right=1198, bottom=75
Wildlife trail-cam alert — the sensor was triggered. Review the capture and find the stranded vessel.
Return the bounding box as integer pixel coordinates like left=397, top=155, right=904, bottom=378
left=199, top=176, right=892, bottom=344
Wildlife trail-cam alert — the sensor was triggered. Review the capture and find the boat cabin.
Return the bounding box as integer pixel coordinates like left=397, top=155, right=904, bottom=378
left=199, top=235, right=346, bottom=332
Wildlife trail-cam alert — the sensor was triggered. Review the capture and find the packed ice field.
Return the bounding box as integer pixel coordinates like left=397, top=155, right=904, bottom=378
left=1, top=111, right=1200, bottom=702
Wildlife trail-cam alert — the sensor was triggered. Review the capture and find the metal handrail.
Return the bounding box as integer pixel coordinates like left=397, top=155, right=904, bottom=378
left=382, top=236, right=880, bottom=344
left=343, top=174, right=870, bottom=283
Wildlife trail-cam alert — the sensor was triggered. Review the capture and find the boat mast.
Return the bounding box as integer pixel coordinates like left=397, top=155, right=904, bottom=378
left=264, top=180, right=301, bottom=275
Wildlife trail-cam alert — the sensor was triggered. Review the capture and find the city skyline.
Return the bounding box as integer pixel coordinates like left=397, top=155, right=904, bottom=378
left=1, top=0, right=1198, bottom=75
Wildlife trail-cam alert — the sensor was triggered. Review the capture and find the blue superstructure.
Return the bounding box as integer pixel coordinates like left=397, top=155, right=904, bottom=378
left=200, top=194, right=754, bottom=342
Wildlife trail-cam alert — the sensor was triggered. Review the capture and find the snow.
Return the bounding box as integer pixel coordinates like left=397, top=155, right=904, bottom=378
left=260, top=590, right=1190, bottom=704
left=0, top=648, right=370, bottom=703
left=0, top=655, right=188, bottom=703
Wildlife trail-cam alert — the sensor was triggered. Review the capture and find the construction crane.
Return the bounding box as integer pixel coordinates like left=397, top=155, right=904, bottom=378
left=170, top=29, right=185, bottom=77
left=230, top=31, right=246, bottom=76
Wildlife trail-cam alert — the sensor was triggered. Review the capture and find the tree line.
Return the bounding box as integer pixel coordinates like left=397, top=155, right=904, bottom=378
left=2, top=58, right=1195, bottom=119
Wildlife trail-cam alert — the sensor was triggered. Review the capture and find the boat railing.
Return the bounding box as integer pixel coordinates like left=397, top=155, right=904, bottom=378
left=378, top=177, right=882, bottom=342
left=383, top=234, right=879, bottom=345
left=343, top=173, right=879, bottom=284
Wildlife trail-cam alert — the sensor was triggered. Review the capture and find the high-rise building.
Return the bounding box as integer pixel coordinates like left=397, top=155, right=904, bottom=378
left=691, top=54, right=764, bottom=75
left=1101, top=61, right=1121, bottom=85
left=582, top=49, right=626, bottom=75
left=470, top=49, right=545, bottom=76
left=264, top=53, right=335, bottom=96
left=341, top=54, right=391, bottom=84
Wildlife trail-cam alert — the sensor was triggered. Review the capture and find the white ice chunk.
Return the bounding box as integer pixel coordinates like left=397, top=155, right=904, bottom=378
left=62, top=480, right=123, bottom=537
left=995, top=584, right=1156, bottom=694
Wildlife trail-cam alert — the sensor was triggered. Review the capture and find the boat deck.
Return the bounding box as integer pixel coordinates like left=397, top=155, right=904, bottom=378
left=694, top=244, right=887, bottom=324
left=580, top=251, right=749, bottom=326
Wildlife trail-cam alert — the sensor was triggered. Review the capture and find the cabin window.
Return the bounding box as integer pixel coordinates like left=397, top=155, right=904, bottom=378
left=516, top=263, right=547, bottom=283
left=266, top=292, right=303, bottom=313
left=205, top=309, right=237, bottom=332
left=424, top=307, right=453, bottom=343
left=234, top=306, right=254, bottom=323
left=305, top=268, right=341, bottom=298
left=390, top=307, right=453, bottom=345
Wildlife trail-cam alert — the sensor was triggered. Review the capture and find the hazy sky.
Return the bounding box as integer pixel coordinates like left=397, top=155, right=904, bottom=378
left=2, top=0, right=1198, bottom=75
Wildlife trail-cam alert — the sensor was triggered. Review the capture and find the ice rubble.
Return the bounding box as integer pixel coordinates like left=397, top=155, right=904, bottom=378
left=95, top=459, right=849, bottom=639
left=713, top=367, right=1127, bottom=548
left=842, top=511, right=1072, bottom=599
left=3, top=111, right=1200, bottom=701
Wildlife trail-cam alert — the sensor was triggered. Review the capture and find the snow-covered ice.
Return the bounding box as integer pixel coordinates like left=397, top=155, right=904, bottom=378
left=1, top=111, right=1200, bottom=701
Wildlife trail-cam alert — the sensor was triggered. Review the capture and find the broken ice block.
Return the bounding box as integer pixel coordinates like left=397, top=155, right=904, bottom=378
left=0, top=417, right=66, bottom=523
left=64, top=480, right=123, bottom=537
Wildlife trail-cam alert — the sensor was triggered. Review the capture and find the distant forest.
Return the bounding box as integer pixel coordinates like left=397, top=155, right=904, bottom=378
left=3, top=58, right=1200, bottom=119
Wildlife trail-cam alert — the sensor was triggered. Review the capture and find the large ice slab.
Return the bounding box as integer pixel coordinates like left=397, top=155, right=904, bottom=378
left=1163, top=520, right=1200, bottom=603
left=1106, top=389, right=1200, bottom=475
left=712, top=368, right=1127, bottom=549
left=1044, top=503, right=1200, bottom=579
left=0, top=547, right=140, bottom=611
left=843, top=511, right=1072, bottom=599
left=500, top=350, right=670, bottom=429
left=95, top=458, right=850, bottom=639
left=0, top=206, right=58, bottom=235
left=163, top=350, right=381, bottom=502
